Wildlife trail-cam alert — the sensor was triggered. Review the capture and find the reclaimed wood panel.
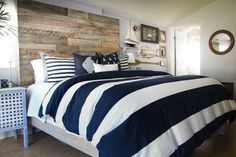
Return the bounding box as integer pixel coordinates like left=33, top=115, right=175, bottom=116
left=102, top=41, right=120, bottom=53
left=18, top=0, right=68, bottom=16
left=18, top=1, right=120, bottom=85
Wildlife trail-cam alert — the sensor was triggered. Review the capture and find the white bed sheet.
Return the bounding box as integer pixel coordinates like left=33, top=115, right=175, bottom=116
left=27, top=83, right=55, bottom=118
left=27, top=83, right=85, bottom=138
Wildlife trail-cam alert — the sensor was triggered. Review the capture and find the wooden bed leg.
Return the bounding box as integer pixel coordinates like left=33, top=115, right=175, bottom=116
left=217, top=120, right=229, bottom=136
left=32, top=126, right=36, bottom=135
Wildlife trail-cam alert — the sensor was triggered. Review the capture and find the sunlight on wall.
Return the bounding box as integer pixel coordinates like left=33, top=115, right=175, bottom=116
left=175, top=26, right=200, bottom=75
left=0, top=0, right=19, bottom=84
left=0, top=38, right=16, bottom=68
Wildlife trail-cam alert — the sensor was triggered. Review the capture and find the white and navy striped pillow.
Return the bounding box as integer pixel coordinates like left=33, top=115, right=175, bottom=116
left=41, top=53, right=75, bottom=83
left=119, top=54, right=129, bottom=70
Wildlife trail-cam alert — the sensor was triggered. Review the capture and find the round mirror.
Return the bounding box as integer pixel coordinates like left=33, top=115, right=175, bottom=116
left=209, top=30, right=235, bottom=55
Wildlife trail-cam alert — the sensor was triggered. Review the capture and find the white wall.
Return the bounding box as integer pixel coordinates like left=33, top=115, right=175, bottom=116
left=168, top=0, right=236, bottom=99
left=104, top=11, right=167, bottom=71
left=0, top=0, right=19, bottom=85
left=0, top=0, right=19, bottom=139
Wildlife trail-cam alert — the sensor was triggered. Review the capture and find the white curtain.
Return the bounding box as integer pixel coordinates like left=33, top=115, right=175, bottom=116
left=175, top=26, right=200, bottom=76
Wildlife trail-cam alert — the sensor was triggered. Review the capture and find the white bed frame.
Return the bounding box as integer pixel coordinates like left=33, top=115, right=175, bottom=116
left=30, top=117, right=99, bottom=157
left=30, top=117, right=229, bottom=157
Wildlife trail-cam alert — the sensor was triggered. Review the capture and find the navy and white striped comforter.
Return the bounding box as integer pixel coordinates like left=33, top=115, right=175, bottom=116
left=38, top=70, right=236, bottom=157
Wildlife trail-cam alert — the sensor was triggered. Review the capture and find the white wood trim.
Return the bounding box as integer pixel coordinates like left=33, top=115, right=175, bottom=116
left=30, top=117, right=99, bottom=157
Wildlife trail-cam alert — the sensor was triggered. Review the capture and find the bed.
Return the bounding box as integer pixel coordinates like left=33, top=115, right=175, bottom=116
left=18, top=1, right=236, bottom=156
left=27, top=70, right=236, bottom=157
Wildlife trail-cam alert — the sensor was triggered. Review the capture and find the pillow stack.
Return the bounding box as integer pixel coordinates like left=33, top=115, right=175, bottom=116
left=73, top=53, right=95, bottom=75
left=92, top=53, right=119, bottom=72
left=31, top=51, right=131, bottom=84
left=73, top=52, right=129, bottom=73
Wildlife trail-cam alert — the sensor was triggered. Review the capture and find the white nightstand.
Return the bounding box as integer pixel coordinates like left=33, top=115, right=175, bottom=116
left=0, top=87, right=28, bottom=148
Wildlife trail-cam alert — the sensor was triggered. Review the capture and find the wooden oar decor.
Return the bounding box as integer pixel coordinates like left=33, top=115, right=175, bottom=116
left=130, top=59, right=161, bottom=65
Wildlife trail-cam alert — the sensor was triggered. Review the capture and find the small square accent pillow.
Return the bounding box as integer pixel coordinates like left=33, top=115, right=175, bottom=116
left=93, top=63, right=119, bottom=72
left=40, top=52, right=75, bottom=83
left=94, top=52, right=119, bottom=65
left=73, top=53, right=95, bottom=75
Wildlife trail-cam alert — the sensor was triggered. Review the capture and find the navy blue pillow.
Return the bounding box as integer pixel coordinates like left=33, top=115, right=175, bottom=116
left=73, top=53, right=97, bottom=75
left=94, top=52, right=119, bottom=64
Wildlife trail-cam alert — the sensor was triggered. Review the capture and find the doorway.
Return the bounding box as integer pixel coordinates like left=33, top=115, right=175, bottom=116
left=174, top=25, right=200, bottom=76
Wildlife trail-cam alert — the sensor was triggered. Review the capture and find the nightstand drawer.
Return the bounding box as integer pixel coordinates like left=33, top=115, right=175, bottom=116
left=0, top=90, right=24, bottom=129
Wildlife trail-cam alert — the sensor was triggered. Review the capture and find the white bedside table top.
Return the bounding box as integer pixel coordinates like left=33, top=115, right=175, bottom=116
left=0, top=87, right=26, bottom=92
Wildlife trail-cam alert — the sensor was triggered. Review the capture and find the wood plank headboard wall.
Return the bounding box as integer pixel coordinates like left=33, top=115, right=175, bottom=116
left=18, top=1, right=120, bottom=85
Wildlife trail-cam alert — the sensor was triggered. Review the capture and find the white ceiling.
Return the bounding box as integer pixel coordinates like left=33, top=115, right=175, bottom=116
left=74, top=0, right=215, bottom=27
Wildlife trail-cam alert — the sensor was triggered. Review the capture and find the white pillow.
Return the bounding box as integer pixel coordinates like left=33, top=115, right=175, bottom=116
left=93, top=63, right=119, bottom=72
left=31, top=59, right=45, bottom=83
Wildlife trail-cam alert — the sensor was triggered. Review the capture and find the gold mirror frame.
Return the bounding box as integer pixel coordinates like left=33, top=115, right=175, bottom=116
left=209, top=30, right=235, bottom=55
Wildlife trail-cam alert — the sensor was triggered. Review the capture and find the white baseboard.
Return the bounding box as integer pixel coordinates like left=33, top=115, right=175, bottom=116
left=0, top=128, right=33, bottom=140
left=0, top=131, right=15, bottom=140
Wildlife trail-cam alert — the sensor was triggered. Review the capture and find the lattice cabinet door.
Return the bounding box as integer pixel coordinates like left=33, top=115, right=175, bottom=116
left=0, top=87, right=28, bottom=148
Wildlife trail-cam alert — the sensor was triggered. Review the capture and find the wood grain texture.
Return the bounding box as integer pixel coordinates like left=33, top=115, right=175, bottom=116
left=18, top=1, right=120, bottom=85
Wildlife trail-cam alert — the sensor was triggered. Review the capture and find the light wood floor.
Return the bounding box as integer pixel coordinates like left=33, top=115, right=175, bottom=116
left=0, top=121, right=236, bottom=157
